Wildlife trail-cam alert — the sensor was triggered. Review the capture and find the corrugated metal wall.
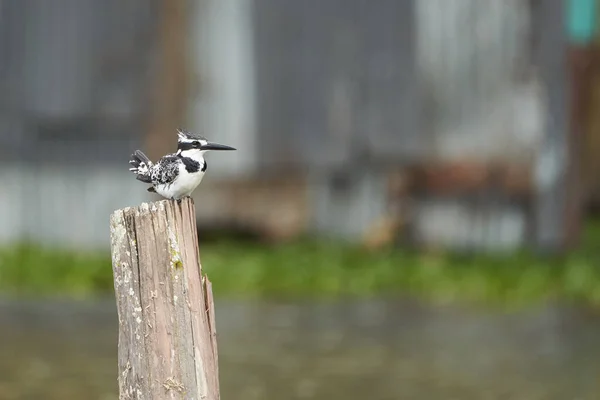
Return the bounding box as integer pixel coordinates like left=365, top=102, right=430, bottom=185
left=250, top=0, right=545, bottom=169
left=273, top=0, right=557, bottom=248
left=186, top=0, right=258, bottom=178
left=417, top=0, right=543, bottom=161
left=410, top=0, right=546, bottom=250
left=0, top=0, right=160, bottom=248
left=251, top=0, right=421, bottom=170
left=0, top=0, right=568, bottom=250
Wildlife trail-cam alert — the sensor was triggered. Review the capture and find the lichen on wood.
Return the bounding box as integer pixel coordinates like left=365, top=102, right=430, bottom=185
left=110, top=197, right=219, bottom=400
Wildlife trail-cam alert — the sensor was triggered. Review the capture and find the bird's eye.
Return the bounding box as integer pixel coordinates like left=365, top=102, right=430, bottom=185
left=192, top=141, right=201, bottom=148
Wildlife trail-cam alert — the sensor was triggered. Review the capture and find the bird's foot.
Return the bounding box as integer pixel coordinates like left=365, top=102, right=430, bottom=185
left=172, top=195, right=191, bottom=204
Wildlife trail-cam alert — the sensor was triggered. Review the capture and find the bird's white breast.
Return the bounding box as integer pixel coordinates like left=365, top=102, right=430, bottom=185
left=155, top=165, right=205, bottom=200
left=176, top=164, right=205, bottom=196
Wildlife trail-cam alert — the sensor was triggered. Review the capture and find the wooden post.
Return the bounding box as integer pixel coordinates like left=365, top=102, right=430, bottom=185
left=109, top=197, right=219, bottom=400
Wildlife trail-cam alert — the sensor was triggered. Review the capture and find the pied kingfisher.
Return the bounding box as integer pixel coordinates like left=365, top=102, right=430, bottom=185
left=129, top=129, right=236, bottom=200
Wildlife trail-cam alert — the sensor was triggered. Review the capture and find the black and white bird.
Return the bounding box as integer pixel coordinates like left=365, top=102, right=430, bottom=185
left=129, top=129, right=236, bottom=200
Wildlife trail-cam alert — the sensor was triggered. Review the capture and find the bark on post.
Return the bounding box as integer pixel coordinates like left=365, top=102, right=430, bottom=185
left=109, top=197, right=219, bottom=400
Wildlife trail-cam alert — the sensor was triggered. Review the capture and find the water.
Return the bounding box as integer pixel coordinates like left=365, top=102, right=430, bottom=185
left=0, top=298, right=599, bottom=399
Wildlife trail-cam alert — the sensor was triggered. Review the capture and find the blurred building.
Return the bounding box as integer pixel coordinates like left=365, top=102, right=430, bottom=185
left=0, top=0, right=588, bottom=252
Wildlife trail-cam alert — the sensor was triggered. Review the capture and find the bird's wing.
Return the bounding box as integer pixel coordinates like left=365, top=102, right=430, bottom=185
left=151, top=154, right=181, bottom=186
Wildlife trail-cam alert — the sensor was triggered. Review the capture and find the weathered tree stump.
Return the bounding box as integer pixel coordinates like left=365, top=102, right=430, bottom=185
left=110, top=197, right=219, bottom=400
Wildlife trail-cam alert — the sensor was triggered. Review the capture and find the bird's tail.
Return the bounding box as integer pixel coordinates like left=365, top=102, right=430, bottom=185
left=129, top=150, right=153, bottom=183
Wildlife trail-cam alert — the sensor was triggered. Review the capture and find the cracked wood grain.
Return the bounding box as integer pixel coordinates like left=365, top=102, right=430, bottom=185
left=110, top=197, right=219, bottom=400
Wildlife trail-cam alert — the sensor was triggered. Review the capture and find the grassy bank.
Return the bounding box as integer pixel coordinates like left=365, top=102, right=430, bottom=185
left=1, top=226, right=600, bottom=307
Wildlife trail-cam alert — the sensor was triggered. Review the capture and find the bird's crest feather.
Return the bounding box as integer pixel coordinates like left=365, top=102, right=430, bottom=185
left=177, top=128, right=206, bottom=142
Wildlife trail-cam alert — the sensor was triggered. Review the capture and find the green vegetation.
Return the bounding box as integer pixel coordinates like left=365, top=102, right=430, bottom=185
left=1, top=223, right=600, bottom=308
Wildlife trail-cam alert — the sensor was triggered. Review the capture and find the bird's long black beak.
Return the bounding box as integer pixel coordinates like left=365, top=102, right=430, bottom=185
left=201, top=142, right=236, bottom=151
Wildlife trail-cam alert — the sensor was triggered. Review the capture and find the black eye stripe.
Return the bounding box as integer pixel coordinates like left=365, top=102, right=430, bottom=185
left=178, top=142, right=195, bottom=151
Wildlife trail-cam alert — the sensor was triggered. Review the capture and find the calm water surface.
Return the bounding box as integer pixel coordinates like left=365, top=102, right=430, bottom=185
left=0, top=298, right=599, bottom=399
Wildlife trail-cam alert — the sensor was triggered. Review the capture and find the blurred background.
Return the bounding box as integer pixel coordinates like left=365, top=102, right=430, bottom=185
left=1, top=0, right=600, bottom=398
